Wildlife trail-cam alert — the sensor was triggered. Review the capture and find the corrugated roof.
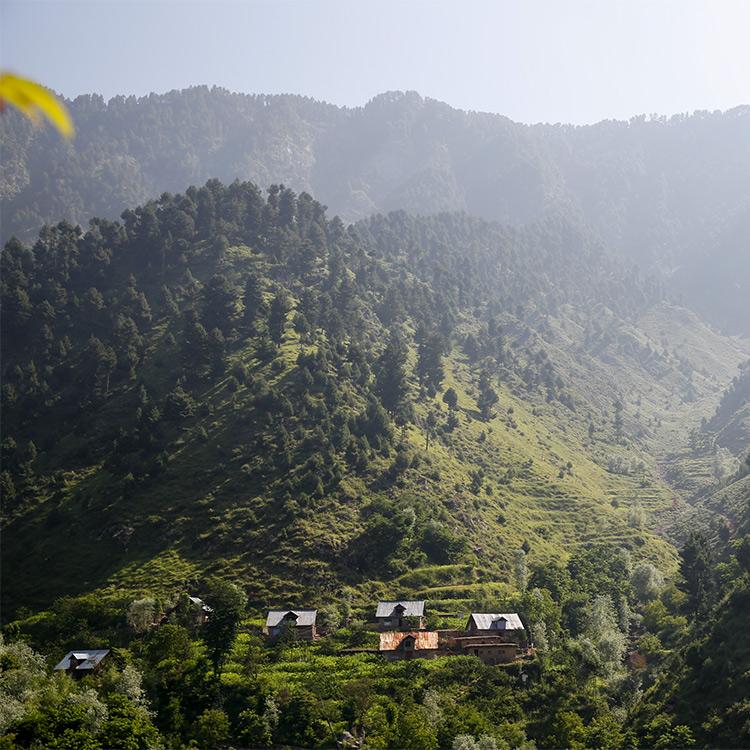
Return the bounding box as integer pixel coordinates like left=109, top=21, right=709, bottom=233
left=379, top=631, right=439, bottom=651
left=266, top=609, right=317, bottom=627
left=469, top=613, right=524, bottom=631
left=54, top=649, right=110, bottom=671
left=376, top=600, right=425, bottom=618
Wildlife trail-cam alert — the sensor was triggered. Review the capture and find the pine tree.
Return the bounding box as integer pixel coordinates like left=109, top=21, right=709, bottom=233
left=86, top=335, right=117, bottom=397
left=242, top=271, right=265, bottom=333
left=477, top=371, right=499, bottom=421
left=203, top=274, right=237, bottom=334
left=679, top=531, right=715, bottom=618
left=442, top=387, right=458, bottom=410
left=181, top=312, right=210, bottom=372
left=375, top=331, right=412, bottom=424
left=416, top=331, right=445, bottom=394
left=268, top=292, right=290, bottom=344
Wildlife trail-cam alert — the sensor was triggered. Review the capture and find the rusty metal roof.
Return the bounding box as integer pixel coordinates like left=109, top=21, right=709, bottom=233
left=379, top=630, right=439, bottom=651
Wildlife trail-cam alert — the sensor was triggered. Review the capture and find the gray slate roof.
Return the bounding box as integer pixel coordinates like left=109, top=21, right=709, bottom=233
left=376, top=600, right=425, bottom=618
left=54, top=649, right=110, bottom=671
left=469, top=613, right=524, bottom=630
left=266, top=609, right=317, bottom=628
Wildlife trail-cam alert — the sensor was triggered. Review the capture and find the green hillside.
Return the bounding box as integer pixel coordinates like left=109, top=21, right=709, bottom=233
left=4, top=179, right=750, bottom=749
left=629, top=470, right=750, bottom=749
left=3, top=181, right=748, bottom=620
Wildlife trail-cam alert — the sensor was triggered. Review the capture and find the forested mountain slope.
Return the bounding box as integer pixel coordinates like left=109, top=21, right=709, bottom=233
left=2, top=88, right=749, bottom=332
left=3, top=180, right=748, bottom=617
left=631, top=482, right=750, bottom=749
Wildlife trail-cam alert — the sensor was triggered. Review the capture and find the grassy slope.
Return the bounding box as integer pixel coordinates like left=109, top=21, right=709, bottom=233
left=7, top=285, right=748, bottom=618
left=3, top=195, right=748, bottom=617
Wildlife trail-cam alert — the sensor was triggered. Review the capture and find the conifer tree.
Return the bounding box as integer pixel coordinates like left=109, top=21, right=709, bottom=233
left=375, top=331, right=412, bottom=424
left=477, top=371, right=499, bottom=421
left=679, top=531, right=715, bottom=618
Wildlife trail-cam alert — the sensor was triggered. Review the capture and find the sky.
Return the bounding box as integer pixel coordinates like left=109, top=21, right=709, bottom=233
left=2, top=0, right=749, bottom=124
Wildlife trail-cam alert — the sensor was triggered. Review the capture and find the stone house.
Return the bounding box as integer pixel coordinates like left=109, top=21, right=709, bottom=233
left=466, top=613, right=525, bottom=640
left=375, top=600, right=426, bottom=630
left=450, top=635, right=522, bottom=665
left=265, top=609, right=317, bottom=641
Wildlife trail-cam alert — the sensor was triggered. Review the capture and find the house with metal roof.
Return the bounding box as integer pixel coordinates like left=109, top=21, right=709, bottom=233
left=379, top=630, right=439, bottom=660
left=54, top=649, right=110, bottom=676
left=466, top=613, right=525, bottom=637
left=265, top=609, right=317, bottom=641
left=375, top=600, right=426, bottom=631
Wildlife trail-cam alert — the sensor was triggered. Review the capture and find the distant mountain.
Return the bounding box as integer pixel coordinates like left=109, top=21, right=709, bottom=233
left=3, top=180, right=748, bottom=617
left=2, top=87, right=749, bottom=332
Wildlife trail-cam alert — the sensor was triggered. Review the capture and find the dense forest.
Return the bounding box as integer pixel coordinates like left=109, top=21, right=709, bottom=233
left=2, top=88, right=749, bottom=333
left=2, top=177, right=750, bottom=748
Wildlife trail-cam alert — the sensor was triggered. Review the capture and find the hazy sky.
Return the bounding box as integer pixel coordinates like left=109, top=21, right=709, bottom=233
left=2, top=0, right=749, bottom=124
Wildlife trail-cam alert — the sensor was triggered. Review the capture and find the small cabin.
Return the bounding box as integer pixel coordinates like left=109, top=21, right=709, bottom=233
left=54, top=649, right=110, bottom=676
left=375, top=600, right=426, bottom=631
left=454, top=636, right=520, bottom=665
left=160, top=594, right=213, bottom=628
left=466, top=613, right=524, bottom=640
left=379, top=630, right=439, bottom=660
left=265, top=609, right=317, bottom=641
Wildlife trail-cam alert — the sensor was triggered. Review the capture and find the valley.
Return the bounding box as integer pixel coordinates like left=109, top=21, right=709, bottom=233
left=1, top=90, right=749, bottom=750
left=3, top=185, right=747, bottom=619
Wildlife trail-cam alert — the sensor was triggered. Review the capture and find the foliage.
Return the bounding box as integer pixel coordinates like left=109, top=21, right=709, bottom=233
left=1, top=159, right=749, bottom=748
left=201, top=579, right=247, bottom=672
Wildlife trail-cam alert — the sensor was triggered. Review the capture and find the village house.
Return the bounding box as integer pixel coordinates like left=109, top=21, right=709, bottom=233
left=54, top=649, right=110, bottom=676
left=265, top=609, right=318, bottom=641
left=375, top=600, right=426, bottom=631
left=159, top=594, right=213, bottom=628
left=466, top=613, right=525, bottom=640
left=379, top=630, right=440, bottom=660
left=449, top=635, right=523, bottom=665
left=379, top=629, right=531, bottom=665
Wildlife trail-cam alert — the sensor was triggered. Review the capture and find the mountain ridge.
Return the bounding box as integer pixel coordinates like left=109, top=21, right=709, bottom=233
left=3, top=87, right=749, bottom=333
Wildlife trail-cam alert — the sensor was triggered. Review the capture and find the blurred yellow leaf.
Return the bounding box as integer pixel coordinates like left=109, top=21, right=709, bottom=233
left=0, top=72, right=74, bottom=138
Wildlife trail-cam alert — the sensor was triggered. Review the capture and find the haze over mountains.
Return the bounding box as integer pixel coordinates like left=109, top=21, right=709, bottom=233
left=2, top=87, right=749, bottom=333
left=2, top=84, right=750, bottom=749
